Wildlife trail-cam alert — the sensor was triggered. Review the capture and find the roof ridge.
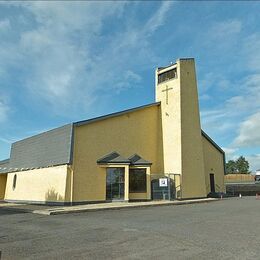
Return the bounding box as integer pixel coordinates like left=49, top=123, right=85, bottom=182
left=74, top=102, right=161, bottom=127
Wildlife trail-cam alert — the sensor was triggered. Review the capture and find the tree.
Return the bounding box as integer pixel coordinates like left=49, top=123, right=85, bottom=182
left=226, top=160, right=237, bottom=174
left=236, top=156, right=250, bottom=174
left=225, top=156, right=250, bottom=174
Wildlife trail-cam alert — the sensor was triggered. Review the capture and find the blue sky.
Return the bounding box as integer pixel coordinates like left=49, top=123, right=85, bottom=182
left=0, top=1, right=260, bottom=171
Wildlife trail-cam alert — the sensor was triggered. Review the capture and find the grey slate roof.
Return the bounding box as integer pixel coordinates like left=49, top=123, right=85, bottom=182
left=97, top=152, right=130, bottom=164
left=0, top=159, right=10, bottom=174
left=97, top=152, right=152, bottom=166
left=128, top=154, right=152, bottom=166
left=0, top=124, right=73, bottom=174
left=0, top=159, right=9, bottom=166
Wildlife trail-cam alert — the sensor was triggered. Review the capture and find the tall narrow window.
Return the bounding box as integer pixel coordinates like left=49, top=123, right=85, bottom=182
left=13, top=174, right=17, bottom=190
left=129, top=168, right=147, bottom=193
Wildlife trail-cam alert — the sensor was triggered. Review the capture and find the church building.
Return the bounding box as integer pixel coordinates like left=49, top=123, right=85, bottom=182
left=0, top=58, right=225, bottom=205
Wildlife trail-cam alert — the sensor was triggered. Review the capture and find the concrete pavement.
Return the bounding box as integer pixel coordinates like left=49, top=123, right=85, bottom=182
left=33, top=198, right=218, bottom=215
left=0, top=198, right=219, bottom=215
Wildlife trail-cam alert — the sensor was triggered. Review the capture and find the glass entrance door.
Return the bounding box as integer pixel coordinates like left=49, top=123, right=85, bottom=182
left=106, top=168, right=125, bottom=200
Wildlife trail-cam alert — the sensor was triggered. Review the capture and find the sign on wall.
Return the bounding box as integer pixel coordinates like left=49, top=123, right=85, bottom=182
left=159, top=178, right=168, bottom=187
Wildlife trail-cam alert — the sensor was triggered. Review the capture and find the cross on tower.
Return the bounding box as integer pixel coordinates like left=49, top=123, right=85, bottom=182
left=161, top=85, right=173, bottom=105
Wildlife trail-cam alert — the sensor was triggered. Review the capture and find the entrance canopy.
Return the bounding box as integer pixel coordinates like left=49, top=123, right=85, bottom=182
left=97, top=152, right=152, bottom=166
left=97, top=152, right=130, bottom=165
left=97, top=152, right=152, bottom=201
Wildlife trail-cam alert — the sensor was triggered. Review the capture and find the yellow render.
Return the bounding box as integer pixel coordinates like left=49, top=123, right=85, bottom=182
left=72, top=105, right=163, bottom=202
left=4, top=165, right=71, bottom=204
left=0, top=174, right=7, bottom=200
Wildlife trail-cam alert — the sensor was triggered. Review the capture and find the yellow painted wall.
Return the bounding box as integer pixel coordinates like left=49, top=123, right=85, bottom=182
left=156, top=63, right=182, bottom=179
left=0, top=174, right=7, bottom=200
left=4, top=165, right=70, bottom=204
left=202, top=136, right=225, bottom=194
left=156, top=59, right=207, bottom=198
left=179, top=59, right=207, bottom=198
left=72, top=105, right=163, bottom=202
left=65, top=166, right=73, bottom=202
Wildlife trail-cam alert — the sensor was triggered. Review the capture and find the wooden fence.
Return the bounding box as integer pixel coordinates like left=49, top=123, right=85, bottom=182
left=224, top=174, right=254, bottom=183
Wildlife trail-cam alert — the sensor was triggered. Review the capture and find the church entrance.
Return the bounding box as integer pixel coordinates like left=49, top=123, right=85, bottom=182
left=106, top=168, right=125, bottom=200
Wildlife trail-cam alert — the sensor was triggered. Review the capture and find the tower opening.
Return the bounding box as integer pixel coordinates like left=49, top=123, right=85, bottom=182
left=158, top=68, right=177, bottom=84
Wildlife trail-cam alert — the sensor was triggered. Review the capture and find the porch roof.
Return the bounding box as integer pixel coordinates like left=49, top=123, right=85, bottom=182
left=97, top=152, right=152, bottom=166
left=128, top=154, right=152, bottom=166
left=97, top=152, right=130, bottom=165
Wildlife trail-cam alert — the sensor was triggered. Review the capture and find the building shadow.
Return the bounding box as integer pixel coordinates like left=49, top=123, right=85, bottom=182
left=45, top=188, right=64, bottom=203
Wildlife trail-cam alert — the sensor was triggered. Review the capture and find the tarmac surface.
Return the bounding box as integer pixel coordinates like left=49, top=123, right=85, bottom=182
left=0, top=196, right=259, bottom=259
left=31, top=198, right=217, bottom=215
left=0, top=198, right=218, bottom=215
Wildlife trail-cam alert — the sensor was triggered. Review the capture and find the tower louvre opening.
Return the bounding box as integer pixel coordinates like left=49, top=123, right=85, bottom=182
left=158, top=68, right=177, bottom=84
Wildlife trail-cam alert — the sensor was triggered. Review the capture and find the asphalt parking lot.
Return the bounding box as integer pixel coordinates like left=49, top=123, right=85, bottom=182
left=0, top=197, right=259, bottom=259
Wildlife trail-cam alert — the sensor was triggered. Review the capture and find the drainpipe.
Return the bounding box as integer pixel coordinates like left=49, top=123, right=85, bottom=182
left=68, top=165, right=74, bottom=206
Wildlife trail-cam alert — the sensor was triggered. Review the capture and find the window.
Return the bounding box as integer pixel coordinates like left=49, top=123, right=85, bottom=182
left=158, top=68, right=177, bottom=84
left=129, top=168, right=147, bottom=193
left=13, top=174, right=17, bottom=190
left=106, top=167, right=125, bottom=200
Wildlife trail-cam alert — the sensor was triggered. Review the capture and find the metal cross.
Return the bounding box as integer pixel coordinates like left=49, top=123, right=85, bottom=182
left=161, top=85, right=173, bottom=105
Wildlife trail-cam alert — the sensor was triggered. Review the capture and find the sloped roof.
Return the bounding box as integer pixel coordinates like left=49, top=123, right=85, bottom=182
left=97, top=152, right=130, bottom=164
left=128, top=154, right=152, bottom=166
left=0, top=124, right=73, bottom=174
left=201, top=130, right=224, bottom=154
left=0, top=159, right=10, bottom=174
left=74, top=102, right=160, bottom=127
left=97, top=152, right=152, bottom=166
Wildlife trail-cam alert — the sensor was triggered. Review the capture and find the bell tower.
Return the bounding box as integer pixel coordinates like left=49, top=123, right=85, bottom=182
left=156, top=58, right=206, bottom=198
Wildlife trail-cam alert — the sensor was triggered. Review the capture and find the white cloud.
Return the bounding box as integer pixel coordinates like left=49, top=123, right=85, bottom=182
left=144, top=2, right=173, bottom=35
left=212, top=20, right=241, bottom=38
left=243, top=33, right=260, bottom=71
left=0, top=2, right=128, bottom=113
left=0, top=19, right=10, bottom=31
left=222, top=147, right=238, bottom=159
left=0, top=137, right=13, bottom=144
left=18, top=2, right=126, bottom=105
left=0, top=2, right=174, bottom=116
left=225, top=75, right=260, bottom=114
left=0, top=98, right=9, bottom=123
left=234, top=112, right=260, bottom=147
left=198, top=19, right=242, bottom=53
left=246, top=154, right=260, bottom=172
left=201, top=71, right=260, bottom=136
